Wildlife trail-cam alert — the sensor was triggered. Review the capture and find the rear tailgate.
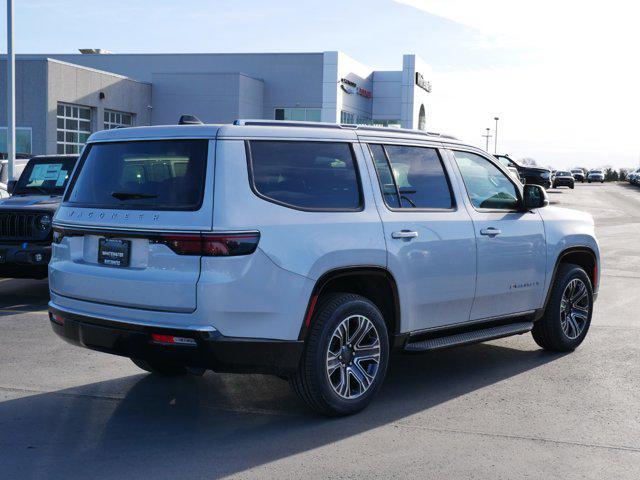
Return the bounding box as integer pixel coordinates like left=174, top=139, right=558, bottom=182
left=50, top=137, right=215, bottom=313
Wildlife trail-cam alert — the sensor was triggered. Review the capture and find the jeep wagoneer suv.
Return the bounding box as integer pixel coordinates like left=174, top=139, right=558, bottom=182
left=49, top=120, right=600, bottom=416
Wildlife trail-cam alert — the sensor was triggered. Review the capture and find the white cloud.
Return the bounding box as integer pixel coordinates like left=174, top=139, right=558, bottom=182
left=394, top=0, right=640, bottom=168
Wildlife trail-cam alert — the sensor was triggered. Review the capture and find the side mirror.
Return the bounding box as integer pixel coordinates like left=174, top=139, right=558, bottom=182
left=7, top=180, right=17, bottom=195
left=522, top=184, right=548, bottom=209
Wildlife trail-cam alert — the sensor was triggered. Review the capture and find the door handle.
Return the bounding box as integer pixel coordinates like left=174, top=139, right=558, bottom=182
left=392, top=230, right=419, bottom=239
left=480, top=227, right=502, bottom=236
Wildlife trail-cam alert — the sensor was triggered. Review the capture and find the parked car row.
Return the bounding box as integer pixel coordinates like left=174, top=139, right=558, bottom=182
left=628, top=168, right=640, bottom=185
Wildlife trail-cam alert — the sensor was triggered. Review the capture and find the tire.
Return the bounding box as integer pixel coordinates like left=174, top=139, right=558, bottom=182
left=532, top=264, right=593, bottom=351
left=570, top=185, right=575, bottom=189
left=131, top=358, right=190, bottom=375
left=290, top=293, right=389, bottom=416
left=588, top=180, right=591, bottom=183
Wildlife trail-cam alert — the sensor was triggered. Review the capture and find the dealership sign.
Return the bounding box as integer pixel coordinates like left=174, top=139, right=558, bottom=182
left=340, top=78, right=372, bottom=98
left=340, top=78, right=357, bottom=94
left=415, top=72, right=432, bottom=93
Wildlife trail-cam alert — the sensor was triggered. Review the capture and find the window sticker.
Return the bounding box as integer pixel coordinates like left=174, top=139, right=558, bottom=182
left=55, top=170, right=68, bottom=187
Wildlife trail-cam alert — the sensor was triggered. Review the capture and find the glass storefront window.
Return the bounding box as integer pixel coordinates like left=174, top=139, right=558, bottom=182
left=274, top=108, right=322, bottom=122
left=0, top=127, right=32, bottom=155
left=57, top=103, right=91, bottom=154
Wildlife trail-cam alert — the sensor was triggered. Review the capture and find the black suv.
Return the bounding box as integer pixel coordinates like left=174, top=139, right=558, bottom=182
left=0, top=155, right=78, bottom=279
left=495, top=155, right=552, bottom=189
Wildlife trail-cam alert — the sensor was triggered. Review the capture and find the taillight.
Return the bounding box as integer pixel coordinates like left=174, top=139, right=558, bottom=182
left=53, top=228, right=64, bottom=244
left=152, top=232, right=260, bottom=256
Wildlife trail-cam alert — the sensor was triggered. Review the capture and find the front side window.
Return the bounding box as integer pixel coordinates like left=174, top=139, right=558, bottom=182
left=454, top=151, right=520, bottom=210
left=65, top=140, right=208, bottom=210
left=248, top=141, right=361, bottom=210
left=369, top=144, right=453, bottom=209
left=57, top=103, right=91, bottom=154
left=14, top=157, right=77, bottom=196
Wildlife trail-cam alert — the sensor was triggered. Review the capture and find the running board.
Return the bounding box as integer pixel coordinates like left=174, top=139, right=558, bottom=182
left=404, top=321, right=534, bottom=352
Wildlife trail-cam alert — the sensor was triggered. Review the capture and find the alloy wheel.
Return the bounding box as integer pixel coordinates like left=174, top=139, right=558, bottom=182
left=326, top=315, right=381, bottom=399
left=560, top=278, right=590, bottom=339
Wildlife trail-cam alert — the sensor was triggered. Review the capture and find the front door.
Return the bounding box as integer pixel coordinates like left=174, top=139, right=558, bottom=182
left=450, top=149, right=547, bottom=320
left=365, top=142, right=477, bottom=333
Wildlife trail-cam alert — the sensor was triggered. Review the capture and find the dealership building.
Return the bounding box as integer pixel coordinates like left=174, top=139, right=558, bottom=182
left=0, top=51, right=433, bottom=156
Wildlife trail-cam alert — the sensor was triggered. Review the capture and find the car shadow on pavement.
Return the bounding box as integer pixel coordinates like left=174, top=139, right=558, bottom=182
left=1, top=342, right=565, bottom=479
left=0, top=278, right=49, bottom=314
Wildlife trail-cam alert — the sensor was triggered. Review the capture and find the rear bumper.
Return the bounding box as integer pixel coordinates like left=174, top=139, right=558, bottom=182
left=0, top=243, right=50, bottom=278
left=553, top=179, right=574, bottom=187
left=49, top=305, right=304, bottom=375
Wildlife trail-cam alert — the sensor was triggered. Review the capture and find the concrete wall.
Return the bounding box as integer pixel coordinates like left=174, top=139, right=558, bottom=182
left=372, top=71, right=402, bottom=123
left=46, top=59, right=152, bottom=154
left=43, top=53, right=324, bottom=123
left=400, top=54, right=432, bottom=130
left=0, top=59, right=48, bottom=155
left=151, top=72, right=263, bottom=125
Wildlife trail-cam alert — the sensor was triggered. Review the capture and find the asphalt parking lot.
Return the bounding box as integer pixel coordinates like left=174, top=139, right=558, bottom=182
left=1, top=182, right=639, bottom=479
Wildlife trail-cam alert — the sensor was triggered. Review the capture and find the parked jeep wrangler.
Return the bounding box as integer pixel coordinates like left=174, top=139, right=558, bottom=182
left=0, top=155, right=78, bottom=279
left=49, top=121, right=599, bottom=415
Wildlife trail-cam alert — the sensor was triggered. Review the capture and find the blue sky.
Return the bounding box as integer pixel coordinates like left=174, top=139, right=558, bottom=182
left=3, top=0, right=639, bottom=168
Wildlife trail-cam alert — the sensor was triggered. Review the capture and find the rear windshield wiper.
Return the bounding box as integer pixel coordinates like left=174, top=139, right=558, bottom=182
left=111, top=191, right=158, bottom=201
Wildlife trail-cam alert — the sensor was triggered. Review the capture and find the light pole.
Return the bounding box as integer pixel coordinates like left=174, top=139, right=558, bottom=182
left=6, top=0, right=15, bottom=181
left=482, top=127, right=492, bottom=151
left=494, top=116, right=499, bottom=154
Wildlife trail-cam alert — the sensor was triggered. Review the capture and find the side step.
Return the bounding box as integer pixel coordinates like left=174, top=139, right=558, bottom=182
left=404, top=321, right=534, bottom=353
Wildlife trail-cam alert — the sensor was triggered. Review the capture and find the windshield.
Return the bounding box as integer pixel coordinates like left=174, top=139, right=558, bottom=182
left=557, top=171, right=571, bottom=176
left=14, top=157, right=77, bottom=195
left=65, top=140, right=208, bottom=211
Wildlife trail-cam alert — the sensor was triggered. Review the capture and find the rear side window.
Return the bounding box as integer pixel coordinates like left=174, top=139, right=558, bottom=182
left=247, top=141, right=362, bottom=210
left=65, top=140, right=208, bottom=210
left=369, top=144, right=453, bottom=209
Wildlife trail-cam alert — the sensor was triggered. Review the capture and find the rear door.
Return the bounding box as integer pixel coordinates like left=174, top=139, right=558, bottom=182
left=362, top=140, right=477, bottom=333
left=51, top=137, right=214, bottom=313
left=449, top=149, right=546, bottom=320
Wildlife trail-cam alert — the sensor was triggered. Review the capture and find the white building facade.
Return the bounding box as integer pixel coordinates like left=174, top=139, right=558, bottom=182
left=1, top=51, right=434, bottom=156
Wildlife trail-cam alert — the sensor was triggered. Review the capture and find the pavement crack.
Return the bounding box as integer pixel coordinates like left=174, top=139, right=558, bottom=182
left=392, top=422, right=640, bottom=453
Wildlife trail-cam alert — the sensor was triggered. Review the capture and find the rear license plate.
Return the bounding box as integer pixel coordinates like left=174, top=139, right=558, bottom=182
left=98, top=238, right=131, bottom=268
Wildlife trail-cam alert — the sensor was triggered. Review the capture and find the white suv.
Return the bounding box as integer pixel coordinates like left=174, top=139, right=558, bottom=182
left=49, top=120, right=600, bottom=415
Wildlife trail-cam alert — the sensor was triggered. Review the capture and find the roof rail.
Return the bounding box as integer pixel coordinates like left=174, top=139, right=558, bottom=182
left=233, top=119, right=459, bottom=140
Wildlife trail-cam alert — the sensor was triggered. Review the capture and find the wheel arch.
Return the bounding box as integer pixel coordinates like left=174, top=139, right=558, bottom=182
left=298, top=266, right=402, bottom=346
left=540, top=246, right=598, bottom=316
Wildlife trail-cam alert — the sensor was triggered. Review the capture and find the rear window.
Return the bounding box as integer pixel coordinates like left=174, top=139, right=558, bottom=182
left=247, top=141, right=362, bottom=210
left=65, top=140, right=208, bottom=211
